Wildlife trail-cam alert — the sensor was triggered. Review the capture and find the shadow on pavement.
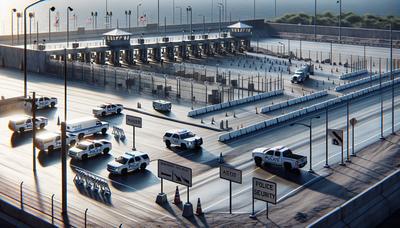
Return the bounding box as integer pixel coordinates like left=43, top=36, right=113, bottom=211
left=108, top=169, right=159, bottom=192
left=10, top=131, right=33, bottom=148
left=70, top=154, right=113, bottom=173
left=168, top=146, right=219, bottom=168
left=38, top=149, right=61, bottom=167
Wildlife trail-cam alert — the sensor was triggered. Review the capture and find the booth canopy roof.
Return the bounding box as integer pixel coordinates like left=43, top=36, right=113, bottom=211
left=103, top=29, right=132, bottom=36
left=227, top=22, right=253, bottom=29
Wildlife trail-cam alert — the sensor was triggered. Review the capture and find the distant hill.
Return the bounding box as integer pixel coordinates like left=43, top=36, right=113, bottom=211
left=273, top=12, right=399, bottom=30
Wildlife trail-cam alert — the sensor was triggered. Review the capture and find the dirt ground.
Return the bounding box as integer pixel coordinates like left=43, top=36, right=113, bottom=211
left=149, top=133, right=400, bottom=227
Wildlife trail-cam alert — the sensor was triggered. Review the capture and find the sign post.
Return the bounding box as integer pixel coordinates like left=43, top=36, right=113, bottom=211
left=126, top=115, right=142, bottom=151
left=250, top=178, right=277, bottom=219
left=157, top=159, right=193, bottom=217
left=350, top=118, right=358, bottom=156
left=219, top=165, right=242, bottom=214
left=328, top=129, right=344, bottom=165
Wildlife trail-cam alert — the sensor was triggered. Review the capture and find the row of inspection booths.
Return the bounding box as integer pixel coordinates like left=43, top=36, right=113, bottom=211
left=48, top=22, right=253, bottom=66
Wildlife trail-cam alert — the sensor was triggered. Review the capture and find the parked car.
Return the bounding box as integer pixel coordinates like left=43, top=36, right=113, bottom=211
left=68, top=140, right=112, bottom=160
left=252, top=146, right=307, bottom=171
left=92, top=103, right=123, bottom=117
left=66, top=117, right=109, bottom=139
left=8, top=116, right=48, bottom=133
left=107, top=151, right=150, bottom=175
left=163, top=129, right=203, bottom=149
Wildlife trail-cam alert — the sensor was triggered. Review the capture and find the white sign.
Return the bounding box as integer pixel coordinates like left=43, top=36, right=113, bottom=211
left=158, top=159, right=192, bottom=187
left=253, top=178, right=277, bottom=204
left=126, top=115, right=142, bottom=128
left=220, top=166, right=242, bottom=184
left=328, top=129, right=343, bottom=146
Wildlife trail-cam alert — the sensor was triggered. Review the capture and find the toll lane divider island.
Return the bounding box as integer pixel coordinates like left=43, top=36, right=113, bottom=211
left=187, top=90, right=284, bottom=117
left=260, top=90, right=328, bottom=114
left=219, top=75, right=400, bottom=142
left=335, top=69, right=400, bottom=92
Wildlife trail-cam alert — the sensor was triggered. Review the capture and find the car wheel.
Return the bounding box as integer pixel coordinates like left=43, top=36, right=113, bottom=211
left=101, top=128, right=107, bottom=135
left=140, top=163, right=147, bottom=171
left=19, top=127, right=25, bottom=133
left=78, top=133, right=84, bottom=140
left=101, top=111, right=106, bottom=117
left=82, top=154, right=88, bottom=160
left=284, top=163, right=292, bottom=171
left=40, top=123, right=45, bottom=129
left=254, top=157, right=262, bottom=167
left=103, top=148, right=110, bottom=155
left=50, top=102, right=56, bottom=108
left=48, top=145, right=54, bottom=152
left=181, top=143, right=187, bottom=150
left=121, top=169, right=128, bottom=175
left=165, top=140, right=171, bottom=148
left=117, top=109, right=122, bottom=114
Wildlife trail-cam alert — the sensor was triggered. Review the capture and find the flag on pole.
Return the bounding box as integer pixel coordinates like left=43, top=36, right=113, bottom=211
left=140, top=14, right=147, bottom=25
left=54, top=12, right=60, bottom=28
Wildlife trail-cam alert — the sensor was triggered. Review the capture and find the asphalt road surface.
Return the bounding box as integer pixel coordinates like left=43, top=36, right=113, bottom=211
left=0, top=66, right=399, bottom=226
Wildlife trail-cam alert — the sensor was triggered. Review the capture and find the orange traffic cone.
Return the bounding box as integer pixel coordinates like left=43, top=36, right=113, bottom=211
left=174, top=186, right=181, bottom=205
left=195, top=198, right=203, bottom=216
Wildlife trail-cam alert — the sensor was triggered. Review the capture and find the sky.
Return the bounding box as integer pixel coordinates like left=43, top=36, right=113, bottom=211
left=0, top=0, right=399, bottom=35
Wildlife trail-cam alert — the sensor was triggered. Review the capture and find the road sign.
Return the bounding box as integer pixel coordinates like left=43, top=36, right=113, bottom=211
left=350, top=118, right=358, bottom=126
left=252, top=178, right=277, bottom=204
left=126, top=115, right=142, bottom=128
left=328, top=129, right=343, bottom=146
left=220, top=165, right=242, bottom=184
left=158, top=159, right=192, bottom=187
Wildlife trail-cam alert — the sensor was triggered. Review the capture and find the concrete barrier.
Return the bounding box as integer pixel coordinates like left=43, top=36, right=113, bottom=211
left=339, top=69, right=368, bottom=80
left=188, top=90, right=284, bottom=117
left=308, top=170, right=400, bottom=228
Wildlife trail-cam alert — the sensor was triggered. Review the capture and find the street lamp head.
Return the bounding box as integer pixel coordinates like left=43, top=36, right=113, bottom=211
left=314, top=116, right=321, bottom=119
left=68, top=7, right=73, bottom=12
left=12, top=8, right=17, bottom=12
left=29, top=12, right=35, bottom=18
left=50, top=6, right=56, bottom=11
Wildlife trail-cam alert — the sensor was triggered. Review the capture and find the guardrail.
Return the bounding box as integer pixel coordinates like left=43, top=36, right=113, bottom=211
left=335, top=69, right=400, bottom=92
left=260, top=90, right=328, bottom=114
left=339, top=69, right=368, bottom=80
left=187, top=90, right=284, bottom=117
left=308, top=170, right=400, bottom=228
left=219, top=76, right=400, bottom=142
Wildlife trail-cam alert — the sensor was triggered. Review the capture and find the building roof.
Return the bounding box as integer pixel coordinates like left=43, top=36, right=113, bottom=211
left=103, top=29, right=132, bottom=36
left=227, top=22, right=253, bottom=29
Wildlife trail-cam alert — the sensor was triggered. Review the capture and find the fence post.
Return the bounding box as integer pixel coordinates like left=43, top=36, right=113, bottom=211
left=20, top=181, right=23, bottom=209
left=51, top=194, right=55, bottom=224
left=84, top=208, right=88, bottom=228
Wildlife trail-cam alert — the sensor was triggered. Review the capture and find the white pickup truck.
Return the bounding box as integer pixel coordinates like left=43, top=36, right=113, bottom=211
left=35, top=132, right=78, bottom=151
left=163, top=129, right=203, bottom=149
left=252, top=146, right=307, bottom=171
left=68, top=140, right=112, bottom=160
left=107, top=151, right=150, bottom=175
left=25, top=97, right=58, bottom=110
left=92, top=103, right=124, bottom=117
left=8, top=116, right=48, bottom=133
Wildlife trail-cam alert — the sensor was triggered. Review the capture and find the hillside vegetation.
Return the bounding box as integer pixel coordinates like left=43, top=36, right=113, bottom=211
left=274, top=12, right=399, bottom=30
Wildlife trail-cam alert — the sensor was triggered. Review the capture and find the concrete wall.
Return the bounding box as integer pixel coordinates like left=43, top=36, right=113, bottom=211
left=0, top=199, right=54, bottom=228
left=308, top=170, right=400, bottom=228
left=0, top=45, right=47, bottom=72
left=0, top=96, right=25, bottom=114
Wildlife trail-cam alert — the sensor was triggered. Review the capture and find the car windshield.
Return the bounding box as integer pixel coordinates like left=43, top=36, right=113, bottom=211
left=180, top=132, right=195, bottom=139
left=116, top=156, right=128, bottom=164
left=100, top=105, right=107, bottom=108
left=76, top=144, right=87, bottom=150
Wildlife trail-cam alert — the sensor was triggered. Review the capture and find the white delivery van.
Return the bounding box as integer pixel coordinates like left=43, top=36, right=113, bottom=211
left=35, top=132, right=78, bottom=151
left=66, top=117, right=109, bottom=140
left=153, top=100, right=172, bottom=112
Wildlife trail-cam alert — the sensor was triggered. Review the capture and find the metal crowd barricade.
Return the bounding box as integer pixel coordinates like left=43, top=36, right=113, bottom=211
left=112, top=126, right=126, bottom=140
left=73, top=168, right=111, bottom=197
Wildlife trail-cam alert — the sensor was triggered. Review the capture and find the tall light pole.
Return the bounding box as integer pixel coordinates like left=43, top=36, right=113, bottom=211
left=290, top=116, right=320, bottom=173
left=274, top=0, right=277, bottom=18
left=199, top=15, right=206, bottom=34
left=107, top=11, right=113, bottom=28
left=314, top=0, right=317, bottom=41
left=28, top=13, right=35, bottom=47
left=11, top=9, right=16, bottom=45
left=125, top=10, right=131, bottom=29
left=218, top=3, right=223, bottom=34
left=176, top=6, right=182, bottom=25
left=67, top=7, right=73, bottom=48
left=253, top=0, right=256, bottom=20
left=211, top=0, right=214, bottom=23
left=105, top=0, right=108, bottom=28
left=173, top=0, right=175, bottom=25
left=390, top=23, right=394, bottom=135
left=337, top=0, right=342, bottom=42
left=17, top=12, right=22, bottom=45
left=157, top=0, right=160, bottom=34
left=24, top=0, right=46, bottom=98
left=49, top=6, right=55, bottom=41
left=186, top=6, right=192, bottom=37
left=137, top=3, right=142, bottom=27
